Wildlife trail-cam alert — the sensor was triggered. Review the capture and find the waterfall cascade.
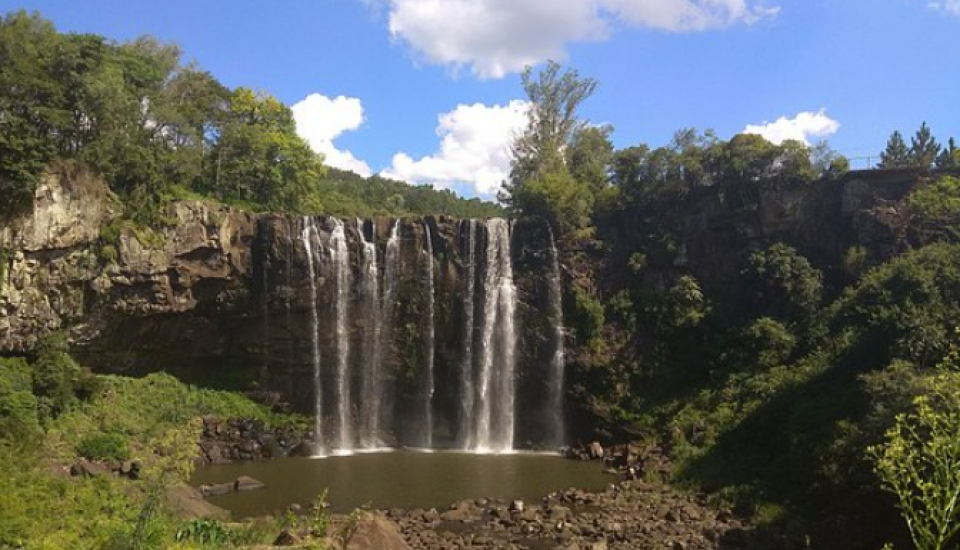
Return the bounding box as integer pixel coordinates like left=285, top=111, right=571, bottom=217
left=457, top=220, right=477, bottom=449
left=546, top=227, right=566, bottom=448
left=329, top=219, right=352, bottom=451
left=300, top=218, right=324, bottom=454
left=421, top=224, right=436, bottom=448
left=295, top=217, right=558, bottom=455
left=357, top=219, right=382, bottom=449
left=474, top=219, right=517, bottom=452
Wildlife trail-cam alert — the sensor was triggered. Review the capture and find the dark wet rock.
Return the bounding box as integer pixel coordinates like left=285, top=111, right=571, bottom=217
left=234, top=475, right=265, bottom=491
left=200, top=482, right=235, bottom=497
left=273, top=527, right=301, bottom=546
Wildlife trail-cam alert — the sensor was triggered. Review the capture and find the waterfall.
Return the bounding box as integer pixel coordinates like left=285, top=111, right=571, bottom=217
left=421, top=223, right=436, bottom=448
left=301, top=217, right=324, bottom=455
left=329, top=218, right=352, bottom=451
left=357, top=219, right=382, bottom=449
left=546, top=226, right=566, bottom=448
left=458, top=220, right=477, bottom=449
left=291, top=217, right=555, bottom=454
left=475, top=218, right=517, bottom=453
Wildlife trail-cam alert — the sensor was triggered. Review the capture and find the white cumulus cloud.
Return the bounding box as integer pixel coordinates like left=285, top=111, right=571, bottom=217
left=292, top=93, right=373, bottom=177
left=929, top=0, right=960, bottom=15
left=382, top=100, right=530, bottom=196
left=743, top=109, right=840, bottom=145
left=383, top=0, right=779, bottom=78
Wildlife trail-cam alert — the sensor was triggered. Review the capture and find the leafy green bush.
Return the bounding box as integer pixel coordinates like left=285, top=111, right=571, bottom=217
left=31, top=333, right=101, bottom=421
left=869, top=365, right=960, bottom=550
left=741, top=317, right=797, bottom=369
left=0, top=357, right=40, bottom=440
left=909, top=175, right=960, bottom=244
left=830, top=243, right=960, bottom=368
left=175, top=518, right=229, bottom=545
left=77, top=432, right=131, bottom=462
left=569, top=286, right=605, bottom=343
left=744, top=243, right=823, bottom=322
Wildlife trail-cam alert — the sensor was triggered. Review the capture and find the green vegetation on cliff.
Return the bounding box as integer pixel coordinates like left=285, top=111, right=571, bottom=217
left=0, top=10, right=500, bottom=225
left=501, top=62, right=960, bottom=549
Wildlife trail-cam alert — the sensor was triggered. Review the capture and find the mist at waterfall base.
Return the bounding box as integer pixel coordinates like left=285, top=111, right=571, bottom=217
left=292, top=217, right=565, bottom=456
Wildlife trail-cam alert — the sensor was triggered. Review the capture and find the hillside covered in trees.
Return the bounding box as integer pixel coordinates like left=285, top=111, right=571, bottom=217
left=0, top=11, right=502, bottom=226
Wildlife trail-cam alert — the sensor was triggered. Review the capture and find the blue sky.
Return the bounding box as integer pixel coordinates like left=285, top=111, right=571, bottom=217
left=3, top=0, right=959, bottom=198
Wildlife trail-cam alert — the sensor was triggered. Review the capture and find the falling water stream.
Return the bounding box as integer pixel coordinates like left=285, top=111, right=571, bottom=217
left=299, top=217, right=550, bottom=454
left=546, top=226, right=566, bottom=448
left=329, top=219, right=352, bottom=451
left=300, top=217, right=323, bottom=454
left=458, top=220, right=477, bottom=449
left=422, top=224, right=436, bottom=448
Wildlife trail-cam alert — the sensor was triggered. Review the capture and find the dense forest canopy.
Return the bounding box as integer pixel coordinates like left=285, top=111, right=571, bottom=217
left=0, top=10, right=502, bottom=225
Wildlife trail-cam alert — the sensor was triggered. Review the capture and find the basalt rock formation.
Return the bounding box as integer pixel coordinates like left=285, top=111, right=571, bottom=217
left=0, top=165, right=935, bottom=450
left=0, top=166, right=564, bottom=451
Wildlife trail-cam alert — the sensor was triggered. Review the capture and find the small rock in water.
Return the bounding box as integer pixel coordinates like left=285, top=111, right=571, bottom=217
left=234, top=475, right=265, bottom=491
left=200, top=482, right=234, bottom=497
left=509, top=499, right=524, bottom=513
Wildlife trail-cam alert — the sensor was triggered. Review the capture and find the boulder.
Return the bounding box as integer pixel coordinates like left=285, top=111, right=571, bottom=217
left=234, top=475, right=265, bottom=491
left=165, top=483, right=230, bottom=521
left=273, top=527, right=301, bottom=546
left=200, top=482, right=235, bottom=497
left=70, top=460, right=110, bottom=478
left=344, top=513, right=412, bottom=550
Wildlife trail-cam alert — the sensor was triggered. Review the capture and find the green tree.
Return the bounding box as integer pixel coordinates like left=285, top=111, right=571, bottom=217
left=869, top=348, right=960, bottom=550
left=745, top=243, right=823, bottom=321
left=909, top=122, right=941, bottom=169
left=610, top=145, right=650, bottom=200
left=506, top=61, right=597, bottom=191
left=880, top=130, right=911, bottom=169
left=0, top=11, right=60, bottom=221
left=812, top=140, right=850, bottom=179
left=935, top=138, right=957, bottom=169
left=504, top=61, right=599, bottom=238
left=207, top=87, right=325, bottom=211
left=567, top=124, right=614, bottom=196
left=908, top=176, right=960, bottom=243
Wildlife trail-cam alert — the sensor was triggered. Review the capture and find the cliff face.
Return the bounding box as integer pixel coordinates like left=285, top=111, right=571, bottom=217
left=0, top=166, right=930, bottom=445
left=0, top=167, right=562, bottom=448
left=597, top=169, right=924, bottom=306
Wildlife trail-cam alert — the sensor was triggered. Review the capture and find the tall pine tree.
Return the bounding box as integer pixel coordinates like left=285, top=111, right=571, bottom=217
left=908, top=122, right=940, bottom=169
left=879, top=130, right=910, bottom=168
left=936, top=137, right=957, bottom=169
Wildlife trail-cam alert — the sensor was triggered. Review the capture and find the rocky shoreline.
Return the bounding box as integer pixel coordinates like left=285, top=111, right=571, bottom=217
left=198, top=415, right=310, bottom=464
left=383, top=481, right=767, bottom=550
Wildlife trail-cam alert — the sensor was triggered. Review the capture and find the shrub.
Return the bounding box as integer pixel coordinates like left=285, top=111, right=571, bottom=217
left=742, top=317, right=796, bottom=369
left=869, top=367, right=960, bottom=550
left=31, top=333, right=101, bottom=420
left=175, top=518, right=228, bottom=545
left=744, top=243, right=823, bottom=321
left=77, top=432, right=131, bottom=462
left=0, top=357, right=40, bottom=440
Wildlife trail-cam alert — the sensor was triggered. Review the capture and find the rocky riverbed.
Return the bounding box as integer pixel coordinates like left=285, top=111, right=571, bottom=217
left=382, top=481, right=778, bottom=550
